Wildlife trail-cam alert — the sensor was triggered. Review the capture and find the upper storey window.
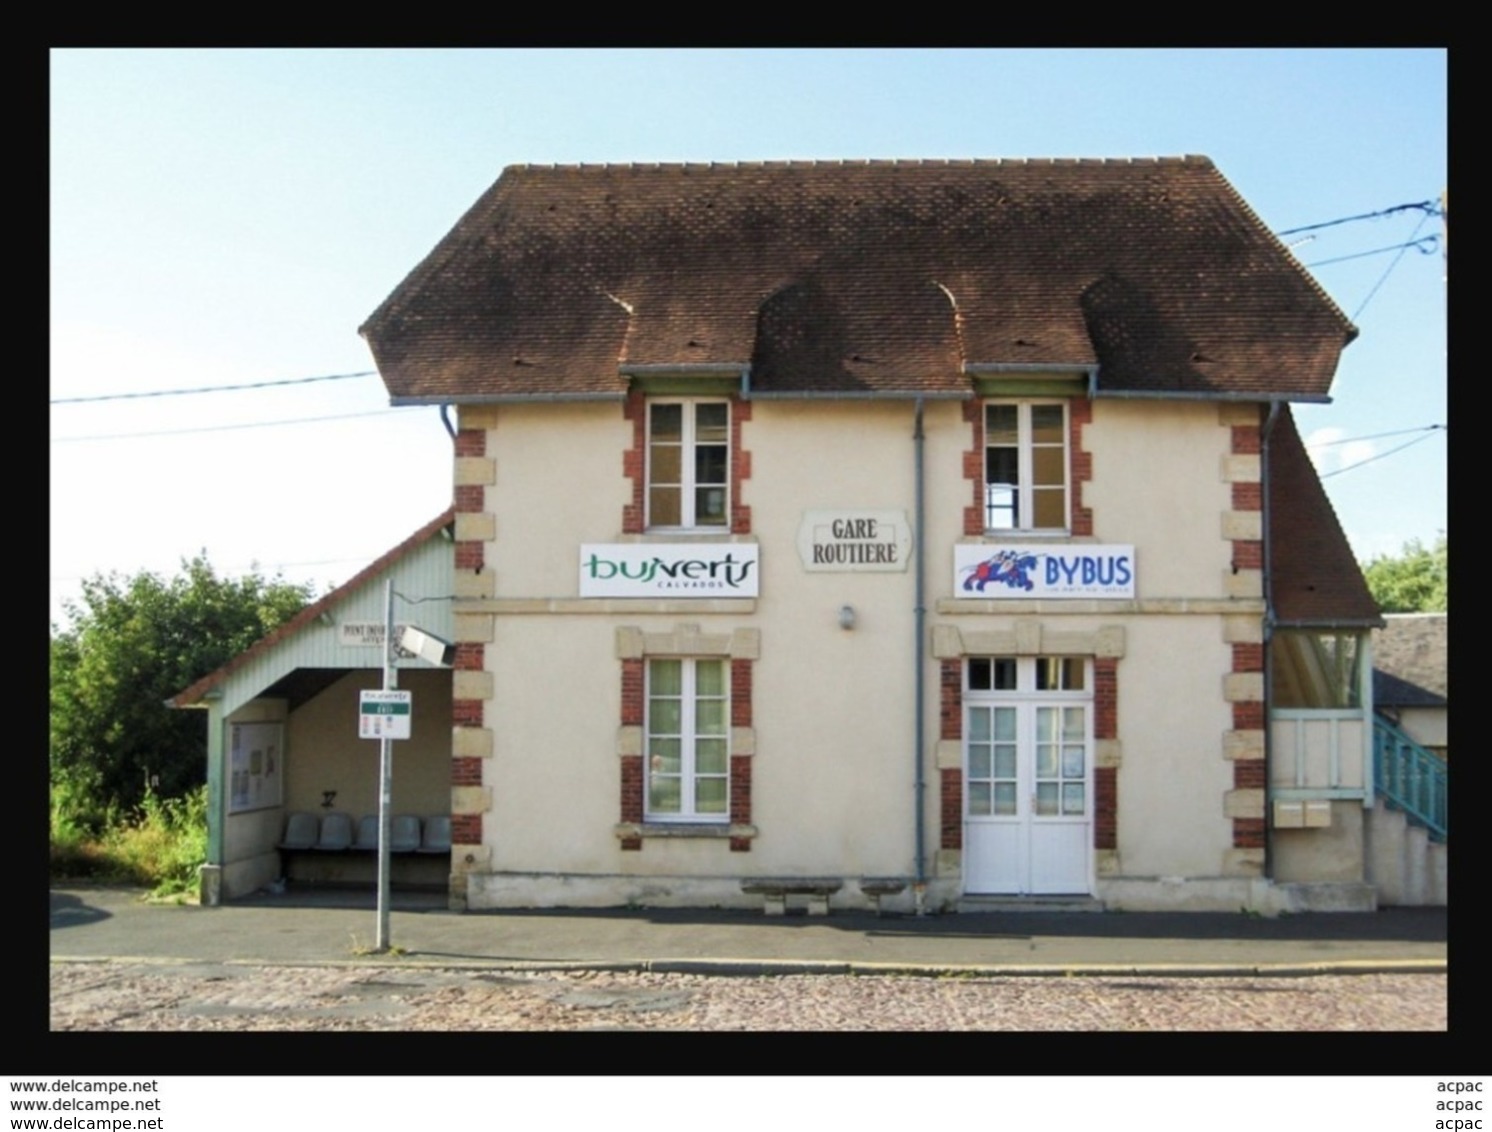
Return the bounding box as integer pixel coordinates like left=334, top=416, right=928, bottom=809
left=648, top=400, right=729, bottom=530
left=984, top=401, right=1069, bottom=533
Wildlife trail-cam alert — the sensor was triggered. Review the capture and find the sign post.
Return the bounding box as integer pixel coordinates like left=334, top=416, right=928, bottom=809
left=377, top=581, right=396, bottom=951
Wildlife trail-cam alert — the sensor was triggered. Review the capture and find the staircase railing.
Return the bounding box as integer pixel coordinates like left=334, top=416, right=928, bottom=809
left=1373, top=715, right=1447, bottom=842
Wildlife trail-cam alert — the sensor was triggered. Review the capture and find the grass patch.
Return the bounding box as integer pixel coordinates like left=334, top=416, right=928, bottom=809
left=50, top=783, right=207, bottom=900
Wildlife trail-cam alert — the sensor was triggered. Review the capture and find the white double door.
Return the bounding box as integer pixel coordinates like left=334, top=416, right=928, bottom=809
left=964, top=688, right=1093, bottom=895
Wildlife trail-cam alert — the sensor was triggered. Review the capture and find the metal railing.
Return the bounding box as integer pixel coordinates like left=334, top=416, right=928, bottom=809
left=1373, top=715, right=1448, bottom=842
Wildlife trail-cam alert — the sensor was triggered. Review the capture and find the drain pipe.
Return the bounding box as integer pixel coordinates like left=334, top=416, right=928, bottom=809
left=1259, top=400, right=1281, bottom=888
left=913, top=397, right=928, bottom=914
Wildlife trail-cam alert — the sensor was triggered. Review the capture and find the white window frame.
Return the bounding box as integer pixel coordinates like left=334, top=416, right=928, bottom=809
left=983, top=400, right=1070, bottom=534
left=646, top=399, right=730, bottom=531
left=644, top=657, right=730, bottom=824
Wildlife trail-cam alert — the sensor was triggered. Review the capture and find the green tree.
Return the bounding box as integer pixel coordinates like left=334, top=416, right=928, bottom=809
left=50, top=555, right=316, bottom=822
left=1362, top=534, right=1448, bottom=613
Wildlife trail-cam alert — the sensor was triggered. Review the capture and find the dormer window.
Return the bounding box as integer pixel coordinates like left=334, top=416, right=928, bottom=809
left=984, top=401, right=1069, bottom=532
left=648, top=400, right=729, bottom=530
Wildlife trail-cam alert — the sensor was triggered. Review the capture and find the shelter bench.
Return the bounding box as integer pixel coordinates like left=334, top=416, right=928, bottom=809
left=740, top=877, right=843, bottom=917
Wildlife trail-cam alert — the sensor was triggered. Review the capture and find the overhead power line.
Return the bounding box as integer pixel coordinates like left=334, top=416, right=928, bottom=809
left=50, top=407, right=412, bottom=443
left=1276, top=199, right=1441, bottom=238
left=1306, top=424, right=1445, bottom=449
left=51, top=369, right=376, bottom=405
left=1320, top=428, right=1445, bottom=480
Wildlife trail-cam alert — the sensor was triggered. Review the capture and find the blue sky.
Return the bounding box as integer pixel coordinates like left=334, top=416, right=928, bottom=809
left=50, top=48, right=1447, bottom=624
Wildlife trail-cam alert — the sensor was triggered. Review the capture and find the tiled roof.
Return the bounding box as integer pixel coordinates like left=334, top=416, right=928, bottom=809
left=1268, top=406, right=1382, bottom=627
left=361, top=158, right=1356, bottom=402
left=168, top=508, right=455, bottom=708
left=1372, top=613, right=1447, bottom=706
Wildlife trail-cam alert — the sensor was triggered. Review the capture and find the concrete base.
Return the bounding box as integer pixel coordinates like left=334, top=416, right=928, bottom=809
left=198, top=865, right=223, bottom=907
left=1271, top=882, right=1377, bottom=913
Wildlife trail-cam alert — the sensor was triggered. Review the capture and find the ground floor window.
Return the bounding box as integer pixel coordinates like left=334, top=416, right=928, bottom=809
left=646, top=657, right=729, bottom=821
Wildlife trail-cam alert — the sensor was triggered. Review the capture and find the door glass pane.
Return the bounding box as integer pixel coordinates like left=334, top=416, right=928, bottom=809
left=993, top=744, right=1016, bottom=779
left=969, top=782, right=992, bottom=816
left=1036, top=708, right=1056, bottom=742
left=969, top=709, right=991, bottom=742
left=992, top=659, right=1017, bottom=690
left=993, top=782, right=1017, bottom=815
left=1062, top=783, right=1085, bottom=815
left=1035, top=782, right=1059, bottom=815
left=1063, top=707, right=1085, bottom=740
left=1036, top=744, right=1058, bottom=779
left=967, top=658, right=991, bottom=691
left=969, top=744, right=992, bottom=780
left=993, top=706, right=1016, bottom=740
left=1062, top=745, right=1085, bottom=778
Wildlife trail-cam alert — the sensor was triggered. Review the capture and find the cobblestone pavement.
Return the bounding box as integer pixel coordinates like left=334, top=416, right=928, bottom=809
left=51, top=960, right=1446, bottom=1031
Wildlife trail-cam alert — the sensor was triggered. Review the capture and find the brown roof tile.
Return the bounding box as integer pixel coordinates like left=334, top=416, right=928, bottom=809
left=1268, top=407, right=1382, bottom=627
left=361, top=158, right=1356, bottom=401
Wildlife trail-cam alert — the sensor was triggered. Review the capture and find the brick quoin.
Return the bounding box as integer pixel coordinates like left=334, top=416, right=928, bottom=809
left=454, top=429, right=486, bottom=457
left=453, top=699, right=483, bottom=727
left=620, top=755, right=644, bottom=828
left=730, top=396, right=753, bottom=535
left=1231, top=540, right=1263, bottom=570
left=1231, top=642, right=1264, bottom=673
left=729, top=755, right=752, bottom=852
left=1234, top=760, right=1266, bottom=790
left=452, top=757, right=483, bottom=786
left=455, top=541, right=484, bottom=570
left=940, top=768, right=962, bottom=850
left=962, top=401, right=985, bottom=535
left=1232, top=482, right=1262, bottom=511
left=1093, top=659, right=1118, bottom=739
left=1069, top=398, right=1094, bottom=536
left=731, top=659, right=753, bottom=727
left=1231, top=421, right=1262, bottom=454
left=1233, top=701, right=1265, bottom=730
left=451, top=814, right=482, bottom=844
left=1094, top=767, right=1117, bottom=850
left=1232, top=817, right=1266, bottom=849
left=940, top=660, right=962, bottom=741
left=620, top=658, right=644, bottom=726
left=453, top=642, right=485, bottom=671
left=453, top=484, right=484, bottom=514
left=621, top=391, right=647, bottom=534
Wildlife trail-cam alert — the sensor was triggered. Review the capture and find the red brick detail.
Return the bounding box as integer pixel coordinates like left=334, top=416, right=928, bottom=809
left=452, top=757, right=483, bottom=786
left=1232, top=817, right=1266, bottom=848
left=621, top=391, right=647, bottom=534
left=1232, top=701, right=1265, bottom=730
left=729, top=754, right=752, bottom=849
left=620, top=658, right=644, bottom=726
left=453, top=699, right=484, bottom=727
left=1231, top=642, right=1264, bottom=673
left=451, top=814, right=482, bottom=844
left=1069, top=397, right=1094, bottom=537
left=454, top=429, right=486, bottom=457
left=1232, top=482, right=1262, bottom=512
left=1233, top=760, right=1266, bottom=790
left=453, top=642, right=485, bottom=671
left=1231, top=540, right=1262, bottom=570
left=1231, top=421, right=1262, bottom=455
left=454, top=484, right=484, bottom=514
left=730, top=395, right=753, bottom=535
left=455, top=540, right=484, bottom=570
left=1094, top=766, right=1118, bottom=850
left=940, top=660, right=962, bottom=740
left=620, top=755, right=644, bottom=827
left=940, top=767, right=962, bottom=849
left=731, top=659, right=753, bottom=727
left=963, top=400, right=985, bottom=535
left=1093, top=658, right=1118, bottom=740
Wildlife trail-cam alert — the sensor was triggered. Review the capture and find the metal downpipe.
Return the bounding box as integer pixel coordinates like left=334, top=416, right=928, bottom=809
left=913, top=397, right=928, bottom=913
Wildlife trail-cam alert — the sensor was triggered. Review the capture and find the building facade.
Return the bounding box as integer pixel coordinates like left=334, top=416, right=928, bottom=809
left=360, top=158, right=1385, bottom=913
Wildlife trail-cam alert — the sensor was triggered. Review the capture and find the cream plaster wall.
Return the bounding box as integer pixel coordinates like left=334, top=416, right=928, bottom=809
left=1082, top=400, right=1234, bottom=598
left=1272, top=801, right=1367, bottom=883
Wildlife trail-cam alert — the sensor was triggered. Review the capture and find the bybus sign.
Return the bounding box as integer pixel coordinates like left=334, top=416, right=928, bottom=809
left=359, top=689, right=412, bottom=740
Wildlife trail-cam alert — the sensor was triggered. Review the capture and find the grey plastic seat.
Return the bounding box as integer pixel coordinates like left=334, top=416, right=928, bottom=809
left=353, top=814, right=380, bottom=852
left=316, top=812, right=354, bottom=851
left=418, top=815, right=452, bottom=854
left=277, top=812, right=318, bottom=851
left=390, top=814, right=423, bottom=854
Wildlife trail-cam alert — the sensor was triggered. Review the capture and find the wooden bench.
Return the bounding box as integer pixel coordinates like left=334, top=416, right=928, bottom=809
left=740, top=877, right=843, bottom=916
left=858, top=877, right=908, bottom=915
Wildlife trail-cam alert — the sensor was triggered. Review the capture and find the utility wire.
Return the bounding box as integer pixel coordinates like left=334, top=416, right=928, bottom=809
left=50, top=369, right=376, bottom=405
left=1303, top=234, right=1438, bottom=269
left=1348, top=214, right=1435, bottom=324
left=1277, top=200, right=1441, bottom=238
left=50, top=407, right=412, bottom=443
left=1306, top=424, right=1445, bottom=449
left=1320, top=429, right=1444, bottom=479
